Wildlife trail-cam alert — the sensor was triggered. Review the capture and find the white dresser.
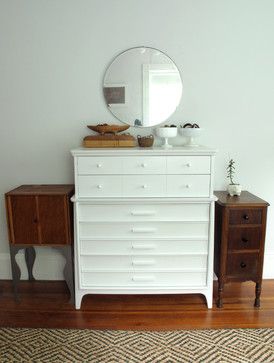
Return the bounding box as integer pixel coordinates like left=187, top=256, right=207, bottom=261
left=71, top=147, right=217, bottom=309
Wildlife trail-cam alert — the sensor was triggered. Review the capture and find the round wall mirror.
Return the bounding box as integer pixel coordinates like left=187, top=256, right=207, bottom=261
left=103, top=47, right=183, bottom=127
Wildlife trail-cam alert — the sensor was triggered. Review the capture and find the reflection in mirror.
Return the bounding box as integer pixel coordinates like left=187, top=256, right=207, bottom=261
left=103, top=47, right=182, bottom=127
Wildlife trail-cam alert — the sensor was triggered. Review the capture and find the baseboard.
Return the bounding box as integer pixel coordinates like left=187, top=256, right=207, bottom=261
left=1, top=251, right=274, bottom=280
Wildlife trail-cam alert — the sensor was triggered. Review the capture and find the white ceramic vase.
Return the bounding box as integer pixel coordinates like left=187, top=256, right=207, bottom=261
left=227, top=184, right=242, bottom=196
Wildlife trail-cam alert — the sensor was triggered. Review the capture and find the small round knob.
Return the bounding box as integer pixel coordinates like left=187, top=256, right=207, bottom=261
left=142, top=184, right=147, bottom=189
left=141, top=163, right=147, bottom=168
left=240, top=262, right=247, bottom=268
left=186, top=162, right=192, bottom=167
left=97, top=185, right=102, bottom=189
left=243, top=214, right=249, bottom=220
left=97, top=163, right=102, bottom=168
left=186, top=184, right=191, bottom=188
left=33, top=218, right=38, bottom=224
left=242, top=238, right=248, bottom=243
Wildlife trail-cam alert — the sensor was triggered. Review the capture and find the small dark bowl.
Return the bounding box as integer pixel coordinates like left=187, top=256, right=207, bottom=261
left=137, top=135, right=154, bottom=147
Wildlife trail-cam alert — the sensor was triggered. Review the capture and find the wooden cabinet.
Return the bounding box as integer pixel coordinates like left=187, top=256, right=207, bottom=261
left=5, top=185, right=74, bottom=302
left=72, top=147, right=217, bottom=310
left=214, top=191, right=269, bottom=308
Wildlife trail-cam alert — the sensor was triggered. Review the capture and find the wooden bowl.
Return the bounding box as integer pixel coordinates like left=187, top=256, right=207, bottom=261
left=87, top=124, right=129, bottom=135
left=137, top=135, right=154, bottom=147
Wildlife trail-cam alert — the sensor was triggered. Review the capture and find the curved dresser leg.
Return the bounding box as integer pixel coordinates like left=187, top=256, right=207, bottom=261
left=9, top=245, right=22, bottom=302
left=53, top=246, right=74, bottom=305
left=25, top=247, right=36, bottom=281
left=75, top=292, right=84, bottom=310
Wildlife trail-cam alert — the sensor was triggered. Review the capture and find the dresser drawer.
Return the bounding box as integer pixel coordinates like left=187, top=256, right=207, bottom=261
left=78, top=203, right=210, bottom=222
left=81, top=271, right=207, bottom=287
left=78, top=176, right=122, bottom=197
left=167, top=175, right=210, bottom=197
left=228, top=227, right=262, bottom=251
left=80, top=254, right=207, bottom=271
left=123, top=156, right=166, bottom=174
left=77, top=157, right=123, bottom=175
left=167, top=156, right=210, bottom=174
left=79, top=221, right=209, bottom=239
left=229, top=209, right=262, bottom=225
left=123, top=175, right=166, bottom=197
left=226, top=253, right=259, bottom=279
left=80, top=239, right=209, bottom=255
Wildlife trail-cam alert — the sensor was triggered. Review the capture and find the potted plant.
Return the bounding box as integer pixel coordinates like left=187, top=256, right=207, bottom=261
left=227, top=159, right=242, bottom=196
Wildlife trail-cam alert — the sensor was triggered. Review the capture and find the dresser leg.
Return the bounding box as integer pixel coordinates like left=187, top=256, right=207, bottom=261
left=217, top=281, right=224, bottom=308
left=53, top=246, right=74, bottom=305
left=9, top=245, right=22, bottom=302
left=254, top=282, right=261, bottom=308
left=25, top=247, right=36, bottom=281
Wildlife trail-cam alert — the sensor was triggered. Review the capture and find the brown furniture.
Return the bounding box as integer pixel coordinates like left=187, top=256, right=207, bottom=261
left=5, top=185, right=74, bottom=303
left=214, top=191, right=269, bottom=308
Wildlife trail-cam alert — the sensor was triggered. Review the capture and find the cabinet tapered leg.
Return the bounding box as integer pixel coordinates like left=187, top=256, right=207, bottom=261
left=25, top=247, right=36, bottom=281
left=217, top=280, right=224, bottom=308
left=9, top=245, right=22, bottom=301
left=254, top=282, right=261, bottom=307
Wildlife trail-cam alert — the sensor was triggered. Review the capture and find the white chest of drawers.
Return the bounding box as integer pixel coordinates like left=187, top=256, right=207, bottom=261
left=71, top=147, right=217, bottom=309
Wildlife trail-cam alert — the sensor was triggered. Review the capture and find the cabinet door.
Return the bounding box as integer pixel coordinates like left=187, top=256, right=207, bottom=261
left=7, top=195, right=39, bottom=244
left=38, top=195, right=70, bottom=245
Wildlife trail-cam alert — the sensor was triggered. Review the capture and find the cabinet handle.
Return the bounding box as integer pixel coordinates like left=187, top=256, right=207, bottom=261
left=132, top=275, right=155, bottom=282
left=97, top=185, right=102, bottom=189
left=185, top=184, right=191, bottom=188
left=142, top=184, right=148, bottom=189
left=132, top=259, right=155, bottom=266
left=242, top=238, right=248, bottom=243
left=141, top=163, right=147, bottom=168
left=185, top=162, right=192, bottom=167
left=131, top=228, right=156, bottom=233
left=131, top=211, right=156, bottom=216
left=243, top=215, right=249, bottom=220
left=97, top=163, right=102, bottom=168
left=240, top=262, right=247, bottom=268
left=132, top=243, right=156, bottom=250
left=33, top=218, right=38, bottom=224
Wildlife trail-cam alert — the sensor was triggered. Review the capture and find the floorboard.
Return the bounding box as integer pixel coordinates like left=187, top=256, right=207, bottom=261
left=1, top=280, right=274, bottom=330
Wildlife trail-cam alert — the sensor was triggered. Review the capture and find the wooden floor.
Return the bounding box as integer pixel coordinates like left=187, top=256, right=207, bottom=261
left=1, top=280, right=274, bottom=330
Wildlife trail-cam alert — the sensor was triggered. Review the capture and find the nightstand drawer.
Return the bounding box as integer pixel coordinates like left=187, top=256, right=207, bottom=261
left=228, top=227, right=262, bottom=250
left=229, top=209, right=262, bottom=225
left=226, top=253, right=259, bottom=278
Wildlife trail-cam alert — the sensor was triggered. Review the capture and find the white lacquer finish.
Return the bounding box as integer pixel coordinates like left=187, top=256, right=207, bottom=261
left=71, top=147, right=217, bottom=309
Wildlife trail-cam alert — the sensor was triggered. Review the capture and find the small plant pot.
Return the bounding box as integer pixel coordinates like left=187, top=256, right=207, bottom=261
left=227, top=184, right=242, bottom=196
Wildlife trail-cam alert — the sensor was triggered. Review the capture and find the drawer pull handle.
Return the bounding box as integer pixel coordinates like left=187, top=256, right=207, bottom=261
left=132, top=244, right=156, bottom=250
left=142, top=184, right=148, bottom=189
left=240, top=262, right=247, bottom=268
left=97, top=163, right=102, bottom=168
left=132, top=260, right=155, bottom=266
left=141, top=163, right=147, bottom=168
left=185, top=162, right=192, bottom=167
left=97, top=185, right=102, bottom=189
left=131, top=228, right=156, bottom=233
left=131, top=211, right=156, bottom=216
left=132, top=275, right=155, bottom=282
left=243, top=215, right=249, bottom=220
left=185, top=184, right=191, bottom=188
left=242, top=238, right=248, bottom=243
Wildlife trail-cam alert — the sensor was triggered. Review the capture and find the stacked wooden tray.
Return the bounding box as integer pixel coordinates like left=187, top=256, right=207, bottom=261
left=83, top=133, right=136, bottom=148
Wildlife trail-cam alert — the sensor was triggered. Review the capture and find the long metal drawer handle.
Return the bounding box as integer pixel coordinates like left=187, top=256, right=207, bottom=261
left=131, top=228, right=156, bottom=233
left=132, top=243, right=156, bottom=250
left=132, top=259, right=156, bottom=266
left=131, top=211, right=156, bottom=216
left=132, top=275, right=155, bottom=282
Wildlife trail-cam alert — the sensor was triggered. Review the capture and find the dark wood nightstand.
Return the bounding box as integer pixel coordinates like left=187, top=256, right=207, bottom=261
left=5, top=185, right=74, bottom=303
left=214, top=191, right=269, bottom=308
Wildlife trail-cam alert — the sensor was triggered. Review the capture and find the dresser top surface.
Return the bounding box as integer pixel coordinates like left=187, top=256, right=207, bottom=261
left=71, top=146, right=217, bottom=156
left=6, top=184, right=75, bottom=196
left=215, top=191, right=269, bottom=207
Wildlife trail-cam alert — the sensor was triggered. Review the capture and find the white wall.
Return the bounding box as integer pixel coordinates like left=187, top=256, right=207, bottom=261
left=0, top=0, right=274, bottom=279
